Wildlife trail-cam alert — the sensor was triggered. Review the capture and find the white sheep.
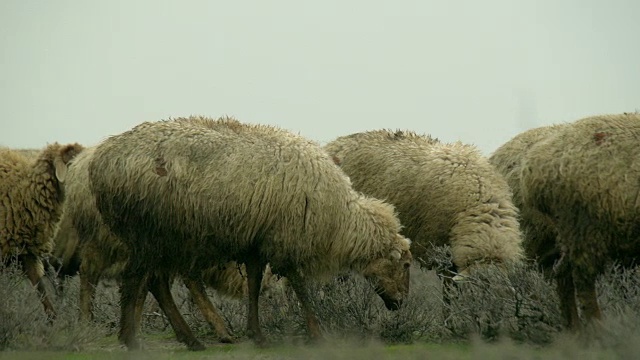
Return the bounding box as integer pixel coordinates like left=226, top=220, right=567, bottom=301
left=324, top=130, right=524, bottom=287
left=51, top=145, right=279, bottom=344
left=87, top=116, right=413, bottom=349
left=520, top=112, right=640, bottom=330
left=488, top=124, right=577, bottom=326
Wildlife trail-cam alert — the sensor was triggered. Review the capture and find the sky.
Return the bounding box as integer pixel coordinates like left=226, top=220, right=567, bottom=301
left=1, top=0, right=639, bottom=155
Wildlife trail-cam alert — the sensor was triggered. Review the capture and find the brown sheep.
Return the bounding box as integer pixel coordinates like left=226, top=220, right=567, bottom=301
left=0, top=142, right=84, bottom=319
left=87, top=116, right=412, bottom=349
left=520, top=113, right=640, bottom=330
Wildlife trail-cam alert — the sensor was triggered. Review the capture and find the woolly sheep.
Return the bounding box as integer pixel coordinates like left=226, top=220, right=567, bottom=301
left=520, top=113, right=640, bottom=330
left=51, top=145, right=279, bottom=345
left=6, top=148, right=78, bottom=291
left=7, top=148, right=74, bottom=294
left=489, top=124, right=568, bottom=271
left=87, top=116, right=413, bottom=349
left=324, top=130, right=524, bottom=283
left=488, top=123, right=577, bottom=326
left=0, top=142, right=84, bottom=319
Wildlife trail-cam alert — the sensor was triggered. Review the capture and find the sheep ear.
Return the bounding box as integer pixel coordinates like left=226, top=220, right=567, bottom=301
left=390, top=249, right=401, bottom=260
left=54, top=157, right=68, bottom=183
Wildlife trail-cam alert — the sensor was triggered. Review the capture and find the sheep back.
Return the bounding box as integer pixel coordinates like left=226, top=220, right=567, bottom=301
left=88, top=117, right=409, bottom=280
left=325, top=129, right=523, bottom=271
left=59, top=143, right=279, bottom=303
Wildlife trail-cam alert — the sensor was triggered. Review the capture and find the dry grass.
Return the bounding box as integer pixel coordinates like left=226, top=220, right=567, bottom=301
left=2, top=246, right=640, bottom=358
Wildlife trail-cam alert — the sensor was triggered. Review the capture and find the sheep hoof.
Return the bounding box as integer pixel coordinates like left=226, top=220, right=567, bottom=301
left=46, top=313, right=57, bottom=325
left=218, top=335, right=235, bottom=344
left=187, top=340, right=206, bottom=351
left=305, top=335, right=326, bottom=346
left=123, top=340, right=142, bottom=351
left=252, top=336, right=269, bottom=348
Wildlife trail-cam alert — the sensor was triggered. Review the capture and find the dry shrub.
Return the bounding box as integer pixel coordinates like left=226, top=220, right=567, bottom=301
left=0, top=259, right=105, bottom=351
left=4, top=245, right=640, bottom=356
left=440, top=258, right=563, bottom=344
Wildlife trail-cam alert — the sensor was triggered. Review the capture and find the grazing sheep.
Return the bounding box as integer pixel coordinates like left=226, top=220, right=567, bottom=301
left=6, top=147, right=75, bottom=291
left=489, top=124, right=568, bottom=271
left=87, top=116, right=413, bottom=349
left=0, top=142, right=84, bottom=319
left=520, top=112, right=640, bottom=330
left=324, top=130, right=524, bottom=285
left=488, top=124, right=576, bottom=326
left=51, top=145, right=278, bottom=345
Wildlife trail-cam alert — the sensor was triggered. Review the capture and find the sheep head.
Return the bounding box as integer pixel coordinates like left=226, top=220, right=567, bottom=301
left=362, top=234, right=412, bottom=310
left=53, top=143, right=84, bottom=183
left=38, top=142, right=84, bottom=183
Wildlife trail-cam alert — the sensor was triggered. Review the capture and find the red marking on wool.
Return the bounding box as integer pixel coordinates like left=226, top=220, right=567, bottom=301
left=154, top=157, right=168, bottom=176
left=593, top=132, right=607, bottom=146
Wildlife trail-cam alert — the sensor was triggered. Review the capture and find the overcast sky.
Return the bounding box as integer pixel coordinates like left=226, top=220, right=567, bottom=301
left=1, top=0, right=638, bottom=155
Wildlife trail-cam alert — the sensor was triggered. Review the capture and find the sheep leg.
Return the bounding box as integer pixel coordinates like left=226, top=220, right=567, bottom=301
left=79, top=269, right=101, bottom=323
left=79, top=273, right=94, bottom=322
left=183, top=276, right=234, bottom=343
left=22, top=255, right=57, bottom=320
left=134, top=285, right=148, bottom=333
left=573, top=273, right=602, bottom=327
left=287, top=272, right=324, bottom=343
left=146, top=274, right=206, bottom=351
left=554, top=263, right=580, bottom=331
left=118, top=273, right=148, bottom=350
left=245, top=256, right=267, bottom=346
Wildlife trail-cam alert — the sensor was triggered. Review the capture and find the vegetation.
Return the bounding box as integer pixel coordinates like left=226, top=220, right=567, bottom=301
left=2, top=246, right=640, bottom=358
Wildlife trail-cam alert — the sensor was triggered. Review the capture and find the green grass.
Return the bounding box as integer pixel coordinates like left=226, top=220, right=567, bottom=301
left=2, top=329, right=639, bottom=360
left=0, top=340, right=629, bottom=360
left=2, top=331, right=637, bottom=360
left=0, top=341, right=470, bottom=360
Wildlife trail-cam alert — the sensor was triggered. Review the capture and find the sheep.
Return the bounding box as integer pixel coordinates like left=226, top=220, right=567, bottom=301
left=488, top=123, right=575, bottom=325
left=519, top=112, right=640, bottom=330
left=87, top=116, right=413, bottom=349
left=5, top=147, right=75, bottom=292
left=324, top=130, right=524, bottom=292
left=0, top=142, right=84, bottom=319
left=50, top=145, right=279, bottom=345
left=489, top=124, right=568, bottom=271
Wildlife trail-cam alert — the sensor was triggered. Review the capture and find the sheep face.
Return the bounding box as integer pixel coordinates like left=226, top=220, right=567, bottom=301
left=362, top=238, right=412, bottom=310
